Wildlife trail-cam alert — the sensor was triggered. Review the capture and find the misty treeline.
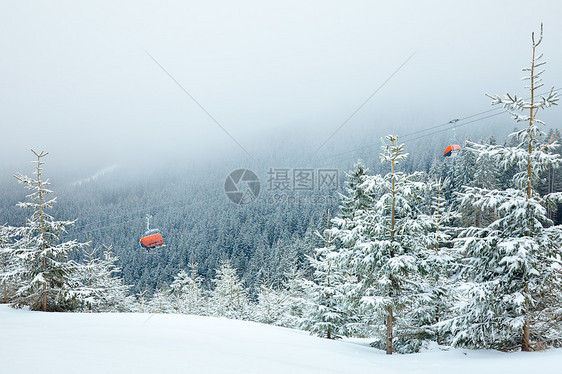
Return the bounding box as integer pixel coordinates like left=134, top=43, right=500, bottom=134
left=2, top=123, right=561, bottom=350
left=0, top=131, right=523, bottom=296
left=1, top=26, right=562, bottom=354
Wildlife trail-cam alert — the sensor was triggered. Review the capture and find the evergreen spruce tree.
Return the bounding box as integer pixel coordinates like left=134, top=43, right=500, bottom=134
left=428, top=157, right=444, bottom=182
left=419, top=179, right=456, bottom=344
left=0, top=224, right=24, bottom=303
left=330, top=161, right=375, bottom=337
left=169, top=261, right=205, bottom=315
left=452, top=141, right=476, bottom=198
left=278, top=263, right=310, bottom=329
left=255, top=268, right=287, bottom=325
left=461, top=136, right=501, bottom=228
left=148, top=285, right=174, bottom=313
left=75, top=243, right=133, bottom=312
left=446, top=25, right=562, bottom=350
left=539, top=129, right=562, bottom=224
left=209, top=259, right=249, bottom=319
left=74, top=241, right=99, bottom=311
left=333, top=135, right=435, bottom=354
left=134, top=289, right=149, bottom=313
left=13, top=150, right=86, bottom=312
left=302, top=218, right=346, bottom=339
left=339, top=161, right=374, bottom=221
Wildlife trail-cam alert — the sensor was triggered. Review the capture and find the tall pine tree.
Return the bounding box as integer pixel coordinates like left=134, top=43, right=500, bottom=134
left=169, top=261, right=206, bottom=315
left=13, top=150, right=85, bottom=312
left=333, top=135, right=435, bottom=354
left=446, top=25, right=562, bottom=351
left=209, top=259, right=249, bottom=319
left=302, top=213, right=347, bottom=339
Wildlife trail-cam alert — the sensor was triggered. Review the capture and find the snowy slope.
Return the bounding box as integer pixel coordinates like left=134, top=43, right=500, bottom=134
left=1, top=305, right=560, bottom=374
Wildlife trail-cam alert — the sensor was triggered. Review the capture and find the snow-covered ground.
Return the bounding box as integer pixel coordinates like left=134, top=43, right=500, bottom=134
left=1, top=305, right=560, bottom=374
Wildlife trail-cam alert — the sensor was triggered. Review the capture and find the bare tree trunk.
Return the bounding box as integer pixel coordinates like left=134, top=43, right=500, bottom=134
left=522, top=319, right=531, bottom=351
left=386, top=139, right=397, bottom=355
left=42, top=254, right=47, bottom=312
left=386, top=306, right=393, bottom=355
left=33, top=150, right=49, bottom=312
left=43, top=281, right=47, bottom=312
left=521, top=28, right=540, bottom=352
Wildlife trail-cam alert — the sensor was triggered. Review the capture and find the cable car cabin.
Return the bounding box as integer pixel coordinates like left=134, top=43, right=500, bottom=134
left=443, top=144, right=461, bottom=157
left=140, top=229, right=164, bottom=250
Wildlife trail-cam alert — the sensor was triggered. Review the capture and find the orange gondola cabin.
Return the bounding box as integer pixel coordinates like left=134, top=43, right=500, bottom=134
left=140, top=215, right=164, bottom=250
left=140, top=229, right=164, bottom=249
left=443, top=144, right=461, bottom=157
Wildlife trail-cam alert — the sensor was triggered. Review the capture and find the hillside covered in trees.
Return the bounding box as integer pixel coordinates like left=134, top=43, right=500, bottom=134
left=1, top=25, right=562, bottom=355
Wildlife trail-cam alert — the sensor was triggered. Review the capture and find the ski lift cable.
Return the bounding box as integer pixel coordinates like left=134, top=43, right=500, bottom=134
left=313, top=111, right=502, bottom=163
left=68, top=89, right=561, bottom=233
left=400, top=108, right=498, bottom=141
left=69, top=198, right=184, bottom=233
left=73, top=216, right=141, bottom=236
left=325, top=112, right=504, bottom=165
left=71, top=197, right=213, bottom=238
left=314, top=87, right=561, bottom=163
left=69, top=194, right=222, bottom=237
left=402, top=112, right=505, bottom=143
left=69, top=201, right=174, bottom=233
left=400, top=87, right=561, bottom=140
left=68, top=182, right=225, bottom=233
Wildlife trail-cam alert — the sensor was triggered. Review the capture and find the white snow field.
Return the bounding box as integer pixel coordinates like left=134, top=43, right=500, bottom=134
left=1, top=305, right=560, bottom=374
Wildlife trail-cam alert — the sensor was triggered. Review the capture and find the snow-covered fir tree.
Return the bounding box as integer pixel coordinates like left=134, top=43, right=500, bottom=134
left=332, top=135, right=436, bottom=354
left=339, top=161, right=374, bottom=221
left=254, top=268, right=287, bottom=325
left=277, top=263, right=310, bottom=329
left=148, top=285, right=174, bottom=314
left=134, top=290, right=149, bottom=313
left=416, top=179, right=456, bottom=344
left=327, top=161, right=375, bottom=337
left=12, top=150, right=86, bottom=312
left=0, top=224, right=24, bottom=303
left=75, top=243, right=133, bottom=312
left=460, top=136, right=501, bottom=228
left=445, top=25, right=562, bottom=351
left=452, top=141, right=476, bottom=196
left=302, top=233, right=345, bottom=339
left=209, top=259, right=249, bottom=319
left=169, top=261, right=206, bottom=315
left=427, top=178, right=456, bottom=248
left=302, top=211, right=353, bottom=339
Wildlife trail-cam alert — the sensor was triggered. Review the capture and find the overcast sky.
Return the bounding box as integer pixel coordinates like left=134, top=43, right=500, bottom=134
left=1, top=0, right=561, bottom=176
